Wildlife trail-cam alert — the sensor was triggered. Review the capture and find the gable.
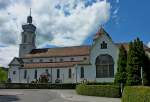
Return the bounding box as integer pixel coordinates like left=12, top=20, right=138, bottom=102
left=9, top=57, right=22, bottom=66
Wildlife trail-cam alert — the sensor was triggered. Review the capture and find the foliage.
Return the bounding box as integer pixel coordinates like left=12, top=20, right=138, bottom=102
left=0, top=67, right=8, bottom=83
left=0, top=83, right=77, bottom=89
left=142, top=54, right=150, bottom=85
left=122, top=86, right=150, bottom=102
left=86, top=82, right=113, bottom=85
left=39, top=75, right=49, bottom=83
left=114, top=45, right=127, bottom=85
left=76, top=84, right=121, bottom=98
left=126, top=38, right=146, bottom=85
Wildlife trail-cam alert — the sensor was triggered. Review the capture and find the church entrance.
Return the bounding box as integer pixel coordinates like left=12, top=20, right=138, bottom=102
left=95, top=54, right=114, bottom=78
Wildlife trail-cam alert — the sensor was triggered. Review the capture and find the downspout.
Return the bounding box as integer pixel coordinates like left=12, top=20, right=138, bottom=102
left=75, top=64, right=77, bottom=83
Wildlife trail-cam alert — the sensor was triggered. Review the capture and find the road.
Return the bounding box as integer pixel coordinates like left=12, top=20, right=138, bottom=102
left=0, top=89, right=121, bottom=102
left=0, top=89, right=84, bottom=102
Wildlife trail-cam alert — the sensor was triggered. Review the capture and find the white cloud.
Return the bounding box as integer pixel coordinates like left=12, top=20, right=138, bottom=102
left=116, top=0, right=120, bottom=3
left=0, top=0, right=111, bottom=67
left=148, top=42, right=150, bottom=48
left=0, top=46, right=18, bottom=67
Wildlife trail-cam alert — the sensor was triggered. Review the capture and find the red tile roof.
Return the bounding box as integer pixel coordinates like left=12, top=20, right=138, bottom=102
left=23, top=61, right=81, bottom=68
left=115, top=43, right=149, bottom=51
left=24, top=46, right=90, bottom=58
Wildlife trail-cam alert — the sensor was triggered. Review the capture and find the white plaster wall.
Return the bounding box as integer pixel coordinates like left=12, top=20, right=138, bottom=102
left=8, top=66, right=20, bottom=83
left=19, top=67, right=76, bottom=83
left=89, top=34, right=119, bottom=82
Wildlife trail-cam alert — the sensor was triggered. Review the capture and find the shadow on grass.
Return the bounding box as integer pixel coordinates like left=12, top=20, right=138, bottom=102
left=0, top=95, right=20, bottom=102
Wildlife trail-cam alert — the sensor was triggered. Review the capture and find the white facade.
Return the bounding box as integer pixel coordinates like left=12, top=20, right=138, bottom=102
left=8, top=31, right=121, bottom=83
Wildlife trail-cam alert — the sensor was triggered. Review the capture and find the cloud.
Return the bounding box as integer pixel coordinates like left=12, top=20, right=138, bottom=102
left=116, top=0, right=120, bottom=4
left=0, top=45, right=18, bottom=67
left=0, top=0, right=111, bottom=67
left=148, top=42, right=150, bottom=48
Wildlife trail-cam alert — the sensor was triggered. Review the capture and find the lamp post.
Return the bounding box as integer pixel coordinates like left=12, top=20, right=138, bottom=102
left=141, top=67, right=143, bottom=85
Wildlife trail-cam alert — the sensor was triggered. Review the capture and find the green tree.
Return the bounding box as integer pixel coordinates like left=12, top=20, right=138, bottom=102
left=126, top=38, right=146, bottom=85
left=0, top=67, right=8, bottom=83
left=114, top=45, right=127, bottom=85
left=142, top=54, right=150, bottom=85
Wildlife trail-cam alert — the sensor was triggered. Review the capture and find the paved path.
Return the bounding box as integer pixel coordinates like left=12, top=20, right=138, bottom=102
left=0, top=89, right=121, bottom=102
left=52, top=90, right=121, bottom=102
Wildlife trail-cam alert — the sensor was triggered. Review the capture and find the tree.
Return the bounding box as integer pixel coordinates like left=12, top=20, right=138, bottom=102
left=142, top=54, right=150, bottom=85
left=114, top=45, right=127, bottom=85
left=0, top=67, right=8, bottom=83
left=126, top=38, right=146, bottom=85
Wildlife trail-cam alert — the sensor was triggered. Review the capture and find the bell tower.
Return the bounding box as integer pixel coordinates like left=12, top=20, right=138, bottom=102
left=19, top=9, right=36, bottom=58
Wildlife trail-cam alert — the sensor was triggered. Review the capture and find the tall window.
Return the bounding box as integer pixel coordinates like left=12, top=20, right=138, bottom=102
left=13, top=71, right=16, bottom=75
left=24, top=70, right=27, bottom=79
left=34, top=70, right=37, bottom=79
left=57, top=69, right=60, bottom=78
left=60, top=58, right=63, bottom=62
left=68, top=68, right=72, bottom=78
left=80, top=67, right=84, bottom=78
left=96, top=54, right=114, bottom=78
left=101, top=41, right=107, bottom=49
left=24, top=35, right=27, bottom=43
left=45, top=69, right=48, bottom=73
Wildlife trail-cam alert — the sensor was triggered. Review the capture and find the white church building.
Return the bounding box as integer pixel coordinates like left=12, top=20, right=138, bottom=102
left=8, top=13, right=150, bottom=83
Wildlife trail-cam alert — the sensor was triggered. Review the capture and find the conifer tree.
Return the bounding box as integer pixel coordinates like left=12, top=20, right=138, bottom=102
left=114, top=45, right=127, bottom=85
left=126, top=38, right=146, bottom=85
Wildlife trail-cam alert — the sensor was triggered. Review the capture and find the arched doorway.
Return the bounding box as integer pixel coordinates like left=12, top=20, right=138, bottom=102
left=95, top=54, right=114, bottom=78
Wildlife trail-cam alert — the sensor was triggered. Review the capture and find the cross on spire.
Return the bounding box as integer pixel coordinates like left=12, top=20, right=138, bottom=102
left=27, top=8, right=32, bottom=24
left=30, top=8, right=31, bottom=16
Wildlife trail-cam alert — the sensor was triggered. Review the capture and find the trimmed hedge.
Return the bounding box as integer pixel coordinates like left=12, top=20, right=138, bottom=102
left=76, top=84, right=121, bottom=98
left=122, top=86, right=150, bottom=102
left=0, top=83, right=77, bottom=89
left=86, top=82, right=113, bottom=85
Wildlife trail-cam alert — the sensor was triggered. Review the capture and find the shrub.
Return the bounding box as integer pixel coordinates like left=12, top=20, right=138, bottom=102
left=122, top=86, right=150, bottom=102
left=86, top=82, right=113, bottom=85
left=0, top=83, right=77, bottom=89
left=76, top=84, right=121, bottom=98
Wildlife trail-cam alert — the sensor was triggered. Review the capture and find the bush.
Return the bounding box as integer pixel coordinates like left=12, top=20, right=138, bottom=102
left=122, top=86, right=150, bottom=102
left=76, top=84, right=121, bottom=98
left=0, top=83, right=77, bottom=89
left=86, top=82, right=113, bottom=85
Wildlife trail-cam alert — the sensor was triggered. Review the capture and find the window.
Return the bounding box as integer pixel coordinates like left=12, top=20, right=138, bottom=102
left=68, top=69, right=72, bottom=78
left=39, top=59, right=43, bottom=62
left=13, top=71, right=16, bottom=75
left=60, top=58, right=63, bottom=62
left=30, top=59, right=33, bottom=62
left=101, top=41, right=107, bottom=49
left=71, top=58, right=74, bottom=61
left=57, top=69, right=60, bottom=78
left=34, top=70, right=37, bottom=79
left=95, top=54, right=114, bottom=78
left=45, top=69, right=48, bottom=73
left=24, top=70, right=27, bottom=79
left=83, top=57, right=87, bottom=60
left=80, top=67, right=84, bottom=78
left=49, top=59, right=53, bottom=62
left=24, top=35, right=26, bottom=43
left=23, top=46, right=26, bottom=49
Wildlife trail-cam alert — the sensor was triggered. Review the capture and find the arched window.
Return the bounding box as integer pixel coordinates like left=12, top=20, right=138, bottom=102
left=80, top=67, right=84, bottom=78
left=95, top=54, right=114, bottom=78
left=24, top=70, right=27, bottom=79
left=24, top=35, right=27, bottom=43
left=68, top=68, right=72, bottom=78
left=34, top=70, right=37, bottom=79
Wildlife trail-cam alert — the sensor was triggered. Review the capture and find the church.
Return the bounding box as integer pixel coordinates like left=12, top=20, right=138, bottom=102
left=8, top=13, right=150, bottom=83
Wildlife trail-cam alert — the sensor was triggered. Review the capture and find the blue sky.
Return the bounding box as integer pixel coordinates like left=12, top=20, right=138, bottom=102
left=84, top=0, right=150, bottom=45
left=0, top=0, right=150, bottom=67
